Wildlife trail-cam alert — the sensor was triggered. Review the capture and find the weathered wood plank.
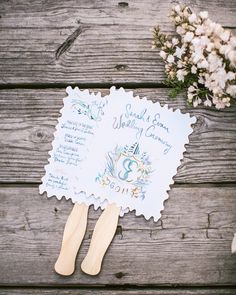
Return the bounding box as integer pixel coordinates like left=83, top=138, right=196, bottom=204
left=0, top=88, right=236, bottom=184
left=0, top=288, right=235, bottom=295
left=0, top=0, right=236, bottom=85
left=0, top=185, right=236, bottom=285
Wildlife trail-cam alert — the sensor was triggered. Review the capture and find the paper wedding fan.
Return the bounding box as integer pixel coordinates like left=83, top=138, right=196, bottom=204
left=75, top=87, right=196, bottom=275
left=39, top=86, right=127, bottom=276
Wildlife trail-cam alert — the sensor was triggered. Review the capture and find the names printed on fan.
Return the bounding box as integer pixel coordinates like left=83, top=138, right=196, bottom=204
left=112, top=103, right=172, bottom=154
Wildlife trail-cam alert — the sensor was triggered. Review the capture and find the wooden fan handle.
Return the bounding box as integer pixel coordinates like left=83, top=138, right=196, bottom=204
left=81, top=203, right=120, bottom=275
left=232, top=233, right=236, bottom=253
left=54, top=202, right=89, bottom=276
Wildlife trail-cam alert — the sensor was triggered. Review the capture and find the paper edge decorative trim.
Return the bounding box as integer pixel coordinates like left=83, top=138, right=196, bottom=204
left=82, top=86, right=197, bottom=222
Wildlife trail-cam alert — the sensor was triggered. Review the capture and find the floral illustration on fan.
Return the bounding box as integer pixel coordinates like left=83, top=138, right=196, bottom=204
left=71, top=98, right=106, bottom=121
left=96, top=142, right=153, bottom=200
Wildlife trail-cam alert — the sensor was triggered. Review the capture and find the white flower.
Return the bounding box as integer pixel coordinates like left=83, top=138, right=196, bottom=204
left=230, top=36, right=236, bottom=47
left=195, top=25, right=205, bottom=35
left=198, top=76, right=205, bottom=84
left=227, top=71, right=235, bottom=81
left=174, top=46, right=185, bottom=58
left=204, top=98, right=212, bottom=107
left=206, top=42, right=214, bottom=52
left=226, top=85, right=236, bottom=98
left=160, top=50, right=167, bottom=59
left=211, top=68, right=228, bottom=89
left=188, top=85, right=195, bottom=93
left=219, top=45, right=233, bottom=57
left=193, top=97, right=202, bottom=107
left=200, top=36, right=210, bottom=47
left=167, top=55, right=175, bottom=63
left=184, top=31, right=194, bottom=42
left=176, top=26, right=185, bottom=35
left=199, top=11, right=208, bottom=20
left=176, top=69, right=187, bottom=82
left=166, top=41, right=172, bottom=48
left=192, top=47, right=204, bottom=64
left=177, top=60, right=183, bottom=68
left=189, top=13, right=197, bottom=23
left=198, top=59, right=209, bottom=69
left=228, top=50, right=236, bottom=67
left=220, top=30, right=230, bottom=42
left=187, top=93, right=194, bottom=101
left=172, top=37, right=179, bottom=46
left=207, top=53, right=222, bottom=72
left=213, top=97, right=230, bottom=109
left=191, top=65, right=197, bottom=74
left=213, top=23, right=224, bottom=37
left=174, top=5, right=181, bottom=13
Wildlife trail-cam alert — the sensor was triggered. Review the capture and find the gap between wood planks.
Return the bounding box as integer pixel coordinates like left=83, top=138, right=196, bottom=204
left=0, top=82, right=168, bottom=90
left=0, top=284, right=236, bottom=289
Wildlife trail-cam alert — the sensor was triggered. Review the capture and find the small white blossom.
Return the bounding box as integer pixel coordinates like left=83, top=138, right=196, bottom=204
left=226, top=85, right=236, bottom=98
left=187, top=93, right=194, bottom=101
left=176, top=26, right=185, bottom=35
left=160, top=50, right=167, bottom=59
left=167, top=55, right=175, bottom=63
left=191, top=65, right=197, bottom=74
left=176, top=69, right=187, bottom=82
left=193, top=97, right=202, bottom=107
left=188, top=85, right=195, bottom=92
left=199, top=11, right=208, bottom=19
left=172, top=37, right=179, bottom=46
left=174, top=5, right=181, bottom=13
left=204, top=98, right=212, bottom=107
left=195, top=25, right=205, bottom=35
left=230, top=36, right=236, bottom=47
left=184, top=31, right=194, bottom=42
left=174, top=46, right=186, bottom=58
left=228, top=50, right=236, bottom=67
left=220, top=30, right=230, bottom=42
left=198, top=59, right=209, bottom=69
left=213, top=23, right=224, bottom=37
left=188, top=13, right=197, bottom=23
left=227, top=71, right=235, bottom=81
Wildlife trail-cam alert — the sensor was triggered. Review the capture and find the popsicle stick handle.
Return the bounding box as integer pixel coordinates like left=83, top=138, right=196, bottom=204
left=231, top=233, right=236, bottom=253
left=54, top=202, right=89, bottom=276
left=81, top=203, right=120, bottom=275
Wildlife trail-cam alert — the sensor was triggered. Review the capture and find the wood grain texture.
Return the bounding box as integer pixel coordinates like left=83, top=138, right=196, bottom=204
left=0, top=288, right=236, bottom=295
left=0, top=88, right=236, bottom=184
left=0, top=185, right=236, bottom=285
left=0, top=0, right=236, bottom=85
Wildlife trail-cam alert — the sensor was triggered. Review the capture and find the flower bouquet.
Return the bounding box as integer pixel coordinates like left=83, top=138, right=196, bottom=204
left=152, top=5, right=236, bottom=109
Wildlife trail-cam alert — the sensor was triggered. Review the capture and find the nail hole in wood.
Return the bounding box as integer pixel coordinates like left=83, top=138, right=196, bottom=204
left=115, top=271, right=125, bottom=278
left=118, top=2, right=129, bottom=8
left=37, top=131, right=43, bottom=138
left=115, top=64, right=127, bottom=71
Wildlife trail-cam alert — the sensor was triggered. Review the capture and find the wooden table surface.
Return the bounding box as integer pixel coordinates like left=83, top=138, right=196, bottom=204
left=1, top=0, right=236, bottom=294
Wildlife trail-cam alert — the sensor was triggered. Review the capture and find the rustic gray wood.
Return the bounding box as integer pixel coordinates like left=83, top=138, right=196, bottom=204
left=1, top=0, right=236, bottom=292
left=0, top=88, right=236, bottom=184
left=0, top=185, right=236, bottom=285
left=0, top=0, right=235, bottom=85
left=0, top=288, right=236, bottom=295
